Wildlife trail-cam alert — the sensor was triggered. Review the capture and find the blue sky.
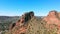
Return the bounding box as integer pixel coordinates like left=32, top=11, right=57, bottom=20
left=0, top=0, right=60, bottom=16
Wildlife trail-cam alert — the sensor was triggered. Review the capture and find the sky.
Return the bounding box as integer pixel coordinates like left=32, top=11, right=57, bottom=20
left=0, top=0, right=60, bottom=16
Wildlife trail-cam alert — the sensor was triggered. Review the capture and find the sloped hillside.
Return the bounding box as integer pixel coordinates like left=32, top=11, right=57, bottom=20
left=26, top=17, right=57, bottom=34
left=0, top=16, right=19, bottom=34
left=26, top=17, right=46, bottom=34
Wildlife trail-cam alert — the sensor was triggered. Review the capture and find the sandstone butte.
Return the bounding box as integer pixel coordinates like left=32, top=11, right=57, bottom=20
left=5, top=10, right=60, bottom=34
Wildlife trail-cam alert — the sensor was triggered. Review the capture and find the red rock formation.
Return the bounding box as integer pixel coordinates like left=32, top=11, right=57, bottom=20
left=9, top=11, right=34, bottom=34
left=9, top=10, right=60, bottom=34
left=43, top=10, right=60, bottom=34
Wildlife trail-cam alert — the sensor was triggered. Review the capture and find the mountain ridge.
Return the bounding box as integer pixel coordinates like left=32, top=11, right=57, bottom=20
left=3, top=10, right=60, bottom=34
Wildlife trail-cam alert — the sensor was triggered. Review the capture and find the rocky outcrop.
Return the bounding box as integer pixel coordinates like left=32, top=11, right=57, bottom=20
left=43, top=10, right=60, bottom=24
left=8, top=11, right=34, bottom=34
left=43, top=10, right=60, bottom=34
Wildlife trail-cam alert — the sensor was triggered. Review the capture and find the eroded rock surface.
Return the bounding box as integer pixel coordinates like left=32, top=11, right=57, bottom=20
left=43, top=10, right=60, bottom=34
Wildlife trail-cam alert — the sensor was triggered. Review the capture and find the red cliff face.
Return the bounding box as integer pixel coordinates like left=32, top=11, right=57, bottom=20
left=43, top=10, right=60, bottom=34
